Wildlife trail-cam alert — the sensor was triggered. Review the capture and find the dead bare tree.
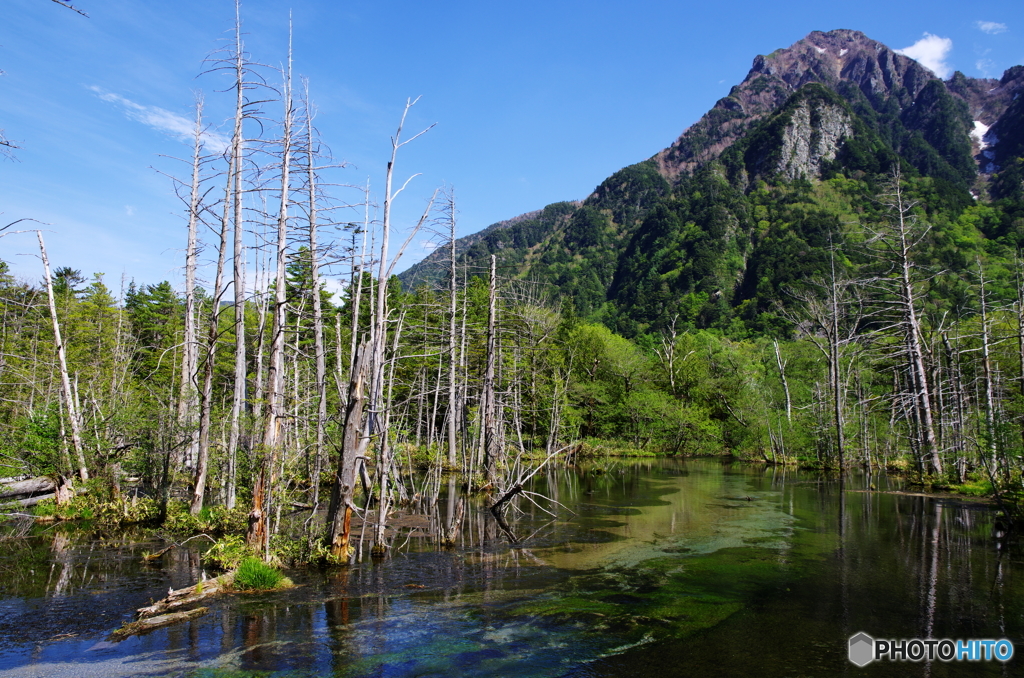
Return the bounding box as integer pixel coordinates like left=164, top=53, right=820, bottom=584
left=325, top=342, right=369, bottom=560
left=786, top=245, right=866, bottom=468
left=864, top=168, right=943, bottom=477
left=37, top=231, right=88, bottom=483
left=365, top=98, right=437, bottom=556
left=444, top=188, right=460, bottom=469
left=248, top=34, right=295, bottom=552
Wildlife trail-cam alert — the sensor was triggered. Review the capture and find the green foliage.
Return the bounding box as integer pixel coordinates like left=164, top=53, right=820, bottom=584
left=233, top=557, right=287, bottom=590
left=163, top=501, right=248, bottom=538
left=204, top=535, right=250, bottom=571
left=9, top=407, right=65, bottom=475
left=943, top=476, right=995, bottom=497
left=30, top=493, right=158, bottom=524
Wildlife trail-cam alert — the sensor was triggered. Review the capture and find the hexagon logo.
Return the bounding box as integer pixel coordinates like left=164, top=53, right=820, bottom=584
left=849, top=632, right=875, bottom=667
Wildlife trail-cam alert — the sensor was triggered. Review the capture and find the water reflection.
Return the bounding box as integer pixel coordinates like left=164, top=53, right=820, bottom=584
left=0, top=460, right=1019, bottom=677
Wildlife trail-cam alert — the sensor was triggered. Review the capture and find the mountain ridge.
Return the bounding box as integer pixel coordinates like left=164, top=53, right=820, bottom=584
left=400, top=29, right=1024, bottom=336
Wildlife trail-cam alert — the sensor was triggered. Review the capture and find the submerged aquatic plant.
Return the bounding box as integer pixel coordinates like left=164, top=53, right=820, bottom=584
left=233, top=556, right=288, bottom=590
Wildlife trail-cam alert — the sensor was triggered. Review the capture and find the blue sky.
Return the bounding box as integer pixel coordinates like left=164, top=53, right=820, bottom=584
left=2, top=0, right=1022, bottom=292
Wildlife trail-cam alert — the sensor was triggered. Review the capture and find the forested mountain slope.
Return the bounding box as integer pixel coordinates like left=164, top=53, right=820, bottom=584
left=400, top=29, right=1024, bottom=339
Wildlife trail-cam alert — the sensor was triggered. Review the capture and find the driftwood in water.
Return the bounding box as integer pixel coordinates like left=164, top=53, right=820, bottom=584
left=0, top=477, right=56, bottom=500
left=109, top=607, right=210, bottom=642
left=136, top=575, right=227, bottom=619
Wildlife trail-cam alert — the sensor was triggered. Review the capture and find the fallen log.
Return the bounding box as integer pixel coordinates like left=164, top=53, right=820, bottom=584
left=109, top=606, right=209, bottom=641
left=136, top=574, right=228, bottom=619
left=0, top=492, right=55, bottom=508
left=0, top=484, right=87, bottom=511
left=0, top=477, right=56, bottom=500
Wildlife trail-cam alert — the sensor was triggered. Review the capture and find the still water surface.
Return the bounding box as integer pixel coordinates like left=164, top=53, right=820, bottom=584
left=0, top=459, right=1019, bottom=677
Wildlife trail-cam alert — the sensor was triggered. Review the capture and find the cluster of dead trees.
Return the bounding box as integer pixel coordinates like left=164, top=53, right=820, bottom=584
left=114, top=8, right=559, bottom=560
left=771, top=169, right=1024, bottom=499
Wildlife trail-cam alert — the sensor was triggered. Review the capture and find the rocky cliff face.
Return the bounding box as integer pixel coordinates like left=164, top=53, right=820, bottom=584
left=770, top=98, right=853, bottom=181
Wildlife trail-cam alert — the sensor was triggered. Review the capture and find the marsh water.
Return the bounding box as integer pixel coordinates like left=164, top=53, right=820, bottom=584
left=0, top=459, right=1020, bottom=677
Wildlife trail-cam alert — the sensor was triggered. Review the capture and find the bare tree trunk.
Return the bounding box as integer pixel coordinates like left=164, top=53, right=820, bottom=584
left=829, top=260, right=845, bottom=468
left=303, top=83, right=328, bottom=511
left=896, top=219, right=940, bottom=475
left=1016, top=266, right=1024, bottom=450
left=366, top=100, right=436, bottom=556
left=978, top=263, right=1000, bottom=482
left=773, top=340, right=791, bottom=424
left=482, top=254, right=499, bottom=482
left=226, top=1, right=248, bottom=508
left=446, top=189, right=459, bottom=468
left=249, top=40, right=294, bottom=554
left=191, top=148, right=234, bottom=515
left=37, top=231, right=87, bottom=483
left=348, top=186, right=370, bottom=383
left=872, top=170, right=941, bottom=476
left=177, top=98, right=204, bottom=474
left=326, top=342, right=369, bottom=559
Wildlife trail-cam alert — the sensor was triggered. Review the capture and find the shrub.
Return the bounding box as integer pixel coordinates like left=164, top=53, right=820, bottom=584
left=203, top=535, right=249, bottom=571
left=234, top=556, right=286, bottom=590
left=164, top=501, right=248, bottom=537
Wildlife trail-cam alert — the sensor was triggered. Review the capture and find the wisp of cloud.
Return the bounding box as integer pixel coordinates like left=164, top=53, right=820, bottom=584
left=976, top=21, right=1008, bottom=35
left=896, top=33, right=953, bottom=78
left=89, top=87, right=229, bottom=153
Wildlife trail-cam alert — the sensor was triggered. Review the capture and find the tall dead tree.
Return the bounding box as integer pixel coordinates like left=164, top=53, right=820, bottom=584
left=482, top=254, right=499, bottom=482
left=221, top=1, right=262, bottom=508
left=445, top=188, right=459, bottom=468
left=191, top=148, right=234, bottom=515
left=866, top=169, right=942, bottom=476
left=300, top=80, right=329, bottom=511
left=177, top=97, right=204, bottom=476
left=325, top=342, right=369, bottom=559
left=248, top=36, right=294, bottom=552
left=366, top=99, right=436, bottom=556
left=37, top=231, right=88, bottom=483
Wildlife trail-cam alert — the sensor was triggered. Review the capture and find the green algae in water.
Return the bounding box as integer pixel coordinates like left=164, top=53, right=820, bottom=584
left=510, top=545, right=800, bottom=647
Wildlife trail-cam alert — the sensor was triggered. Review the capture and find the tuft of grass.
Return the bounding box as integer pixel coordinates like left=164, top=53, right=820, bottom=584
left=233, top=556, right=289, bottom=591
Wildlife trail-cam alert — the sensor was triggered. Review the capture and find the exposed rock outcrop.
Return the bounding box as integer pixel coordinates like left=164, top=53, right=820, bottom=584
left=772, top=98, right=853, bottom=181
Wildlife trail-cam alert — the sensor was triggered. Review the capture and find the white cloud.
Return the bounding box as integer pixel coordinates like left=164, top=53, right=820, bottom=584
left=896, top=33, right=954, bottom=78
left=90, top=87, right=229, bottom=153
left=976, top=58, right=996, bottom=77
left=124, top=205, right=136, bottom=217
left=976, top=21, right=1007, bottom=35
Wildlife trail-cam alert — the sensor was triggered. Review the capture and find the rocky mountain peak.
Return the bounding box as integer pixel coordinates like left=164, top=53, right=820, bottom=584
left=754, top=29, right=932, bottom=98
left=654, top=29, right=936, bottom=181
